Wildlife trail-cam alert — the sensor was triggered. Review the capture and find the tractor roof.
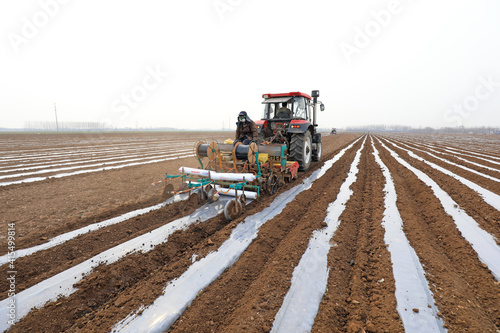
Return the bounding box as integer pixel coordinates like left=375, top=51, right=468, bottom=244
left=262, top=92, right=312, bottom=100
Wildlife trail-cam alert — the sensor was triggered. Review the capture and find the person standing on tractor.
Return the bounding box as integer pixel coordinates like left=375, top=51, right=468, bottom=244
left=235, top=111, right=258, bottom=145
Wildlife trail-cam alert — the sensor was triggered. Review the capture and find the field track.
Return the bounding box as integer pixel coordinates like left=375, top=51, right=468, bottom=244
left=1, top=132, right=499, bottom=332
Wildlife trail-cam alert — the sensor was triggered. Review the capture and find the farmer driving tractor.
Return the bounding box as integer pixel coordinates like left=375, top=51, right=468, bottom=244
left=235, top=111, right=258, bottom=145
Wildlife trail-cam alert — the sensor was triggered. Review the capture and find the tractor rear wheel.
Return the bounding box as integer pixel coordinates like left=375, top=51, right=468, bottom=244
left=290, top=132, right=312, bottom=171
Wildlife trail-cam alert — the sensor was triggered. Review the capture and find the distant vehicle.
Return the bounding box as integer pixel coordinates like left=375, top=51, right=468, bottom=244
left=330, top=128, right=337, bottom=135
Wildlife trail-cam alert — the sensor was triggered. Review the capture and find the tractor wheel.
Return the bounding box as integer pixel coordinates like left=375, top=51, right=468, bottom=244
left=207, top=188, right=219, bottom=203
left=197, top=188, right=207, bottom=203
left=224, top=198, right=242, bottom=221
left=162, top=183, right=174, bottom=200
left=290, top=132, right=312, bottom=171
left=267, top=174, right=278, bottom=195
left=312, top=141, right=322, bottom=162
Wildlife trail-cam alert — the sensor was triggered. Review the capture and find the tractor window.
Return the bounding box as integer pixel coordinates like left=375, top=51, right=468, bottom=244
left=262, top=97, right=293, bottom=119
left=293, top=97, right=307, bottom=119
left=262, top=103, right=276, bottom=119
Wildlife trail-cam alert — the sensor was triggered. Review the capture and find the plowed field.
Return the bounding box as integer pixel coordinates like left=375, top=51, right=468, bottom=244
left=1, top=132, right=499, bottom=333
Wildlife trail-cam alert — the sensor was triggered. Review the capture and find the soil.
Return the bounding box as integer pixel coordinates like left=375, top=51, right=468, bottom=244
left=1, top=131, right=500, bottom=332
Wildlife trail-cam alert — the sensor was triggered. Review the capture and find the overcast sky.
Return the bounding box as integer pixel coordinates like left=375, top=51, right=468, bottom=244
left=1, top=0, right=499, bottom=130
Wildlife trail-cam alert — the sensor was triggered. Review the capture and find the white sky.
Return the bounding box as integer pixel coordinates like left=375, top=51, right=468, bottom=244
left=1, top=0, right=499, bottom=130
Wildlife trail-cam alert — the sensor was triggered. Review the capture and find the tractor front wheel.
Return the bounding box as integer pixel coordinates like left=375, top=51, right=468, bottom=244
left=312, top=141, right=322, bottom=162
left=290, top=132, right=312, bottom=171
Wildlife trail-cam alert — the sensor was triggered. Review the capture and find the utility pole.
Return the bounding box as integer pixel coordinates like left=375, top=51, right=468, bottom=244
left=54, top=102, right=59, bottom=131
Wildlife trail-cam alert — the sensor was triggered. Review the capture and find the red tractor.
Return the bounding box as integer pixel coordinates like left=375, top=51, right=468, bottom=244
left=255, top=90, right=325, bottom=171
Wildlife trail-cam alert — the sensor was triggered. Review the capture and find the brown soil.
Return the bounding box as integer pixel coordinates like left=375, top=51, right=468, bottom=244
left=0, top=131, right=228, bottom=249
left=375, top=136, right=500, bottom=332
left=2, top=132, right=500, bottom=333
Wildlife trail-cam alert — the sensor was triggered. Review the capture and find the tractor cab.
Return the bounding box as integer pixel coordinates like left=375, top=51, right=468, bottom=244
left=257, top=92, right=315, bottom=139
left=260, top=92, right=316, bottom=123
left=256, top=91, right=325, bottom=171
left=261, top=94, right=310, bottom=121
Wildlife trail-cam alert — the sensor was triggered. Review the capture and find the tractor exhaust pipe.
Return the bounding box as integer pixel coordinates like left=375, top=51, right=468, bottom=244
left=311, top=90, right=319, bottom=127
left=311, top=90, right=325, bottom=129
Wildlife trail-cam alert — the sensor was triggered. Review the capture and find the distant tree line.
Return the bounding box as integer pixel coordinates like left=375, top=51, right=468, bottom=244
left=344, top=125, right=500, bottom=134
left=24, top=121, right=107, bottom=131
left=18, top=122, right=500, bottom=134
left=20, top=122, right=184, bottom=132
